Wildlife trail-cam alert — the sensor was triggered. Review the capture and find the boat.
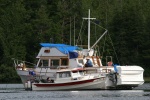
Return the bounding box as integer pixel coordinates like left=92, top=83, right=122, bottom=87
left=13, top=9, right=144, bottom=90
left=31, top=68, right=106, bottom=90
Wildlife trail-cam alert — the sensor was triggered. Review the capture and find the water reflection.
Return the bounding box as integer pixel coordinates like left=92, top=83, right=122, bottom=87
left=0, top=83, right=150, bottom=100
left=120, top=90, right=144, bottom=92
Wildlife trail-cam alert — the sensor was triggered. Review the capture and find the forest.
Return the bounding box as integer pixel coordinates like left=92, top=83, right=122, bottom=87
left=0, top=0, right=150, bottom=83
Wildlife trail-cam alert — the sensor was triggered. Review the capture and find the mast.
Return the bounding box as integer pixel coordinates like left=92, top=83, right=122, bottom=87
left=74, top=16, right=75, bottom=46
left=70, top=17, right=71, bottom=45
left=83, top=9, right=96, bottom=50
left=88, top=9, right=90, bottom=50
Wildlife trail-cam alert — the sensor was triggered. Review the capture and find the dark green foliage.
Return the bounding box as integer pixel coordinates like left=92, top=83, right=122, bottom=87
left=0, top=0, right=150, bottom=83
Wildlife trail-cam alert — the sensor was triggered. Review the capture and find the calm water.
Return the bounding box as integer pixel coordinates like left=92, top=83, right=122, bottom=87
left=0, top=83, right=150, bottom=100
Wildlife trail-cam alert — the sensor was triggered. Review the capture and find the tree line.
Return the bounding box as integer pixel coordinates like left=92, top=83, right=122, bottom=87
left=0, top=0, right=150, bottom=83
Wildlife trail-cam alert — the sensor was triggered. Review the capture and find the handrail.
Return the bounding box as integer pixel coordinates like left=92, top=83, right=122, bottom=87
left=12, top=58, right=36, bottom=66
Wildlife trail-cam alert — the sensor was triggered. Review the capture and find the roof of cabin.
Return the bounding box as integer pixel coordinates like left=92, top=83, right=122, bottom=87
left=40, top=43, right=80, bottom=54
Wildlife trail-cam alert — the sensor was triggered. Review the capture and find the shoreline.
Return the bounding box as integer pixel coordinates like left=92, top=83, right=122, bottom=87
left=144, top=77, right=150, bottom=83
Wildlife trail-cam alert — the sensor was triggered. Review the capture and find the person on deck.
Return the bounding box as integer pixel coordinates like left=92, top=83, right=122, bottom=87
left=85, top=59, right=93, bottom=67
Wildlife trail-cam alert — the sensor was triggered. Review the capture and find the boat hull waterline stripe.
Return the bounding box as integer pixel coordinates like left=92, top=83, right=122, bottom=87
left=33, top=78, right=100, bottom=87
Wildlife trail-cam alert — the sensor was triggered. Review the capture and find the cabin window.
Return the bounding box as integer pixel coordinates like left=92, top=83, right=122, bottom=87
left=59, top=72, right=71, bottom=78
left=39, top=59, right=49, bottom=67
left=51, top=59, right=59, bottom=69
left=79, top=70, right=84, bottom=75
left=78, top=59, right=83, bottom=64
left=72, top=71, right=79, bottom=76
left=51, top=59, right=59, bottom=66
left=85, top=69, right=97, bottom=74
left=61, top=58, right=68, bottom=66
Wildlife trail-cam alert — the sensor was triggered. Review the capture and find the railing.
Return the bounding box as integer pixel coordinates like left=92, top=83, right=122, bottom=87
left=12, top=58, right=36, bottom=70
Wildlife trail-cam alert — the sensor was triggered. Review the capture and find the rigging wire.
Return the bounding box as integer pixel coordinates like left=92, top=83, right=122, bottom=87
left=76, top=17, right=119, bottom=64
left=94, top=22, right=98, bottom=40
left=94, top=22, right=101, bottom=56
left=107, top=32, right=120, bottom=65
left=100, top=34, right=107, bottom=59
left=91, top=20, right=120, bottom=64
left=76, top=19, right=84, bottom=46
left=91, top=21, right=107, bottom=57
left=91, top=21, right=107, bottom=30
left=97, top=45, right=100, bottom=56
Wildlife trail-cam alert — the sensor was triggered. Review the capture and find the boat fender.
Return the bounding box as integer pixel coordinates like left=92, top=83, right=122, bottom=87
left=27, top=81, right=31, bottom=88
left=25, top=82, right=28, bottom=88
left=25, top=80, right=31, bottom=89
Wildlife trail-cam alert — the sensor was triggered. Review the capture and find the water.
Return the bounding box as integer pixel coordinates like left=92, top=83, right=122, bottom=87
left=0, top=83, right=150, bottom=100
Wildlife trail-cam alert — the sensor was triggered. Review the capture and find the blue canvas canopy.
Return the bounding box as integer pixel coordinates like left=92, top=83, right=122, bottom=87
left=68, top=51, right=78, bottom=59
left=40, top=43, right=66, bottom=47
left=40, top=43, right=79, bottom=55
